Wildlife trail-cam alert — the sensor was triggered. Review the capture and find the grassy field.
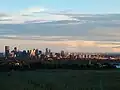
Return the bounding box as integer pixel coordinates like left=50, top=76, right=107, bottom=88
left=0, top=70, right=120, bottom=90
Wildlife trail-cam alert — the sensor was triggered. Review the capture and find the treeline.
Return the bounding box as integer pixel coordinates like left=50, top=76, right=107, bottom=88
left=0, top=61, right=117, bottom=72
left=29, top=62, right=116, bottom=70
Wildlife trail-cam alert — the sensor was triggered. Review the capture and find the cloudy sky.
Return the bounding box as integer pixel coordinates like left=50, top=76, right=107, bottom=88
left=0, top=0, right=120, bottom=52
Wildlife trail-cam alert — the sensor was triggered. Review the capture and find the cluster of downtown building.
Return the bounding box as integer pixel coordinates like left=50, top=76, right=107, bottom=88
left=2, top=46, right=120, bottom=60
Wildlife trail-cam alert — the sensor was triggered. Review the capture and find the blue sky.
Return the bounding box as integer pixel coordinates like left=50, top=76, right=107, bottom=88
left=0, top=0, right=120, bottom=13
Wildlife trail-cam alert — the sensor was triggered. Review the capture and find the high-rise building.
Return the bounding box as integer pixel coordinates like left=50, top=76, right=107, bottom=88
left=45, top=48, right=49, bottom=55
left=5, top=46, right=10, bottom=58
left=14, top=47, right=17, bottom=52
left=61, top=50, right=65, bottom=57
left=13, top=47, right=18, bottom=57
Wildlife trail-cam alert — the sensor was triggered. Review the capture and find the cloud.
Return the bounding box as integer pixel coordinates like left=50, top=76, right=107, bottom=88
left=0, top=36, right=119, bottom=52
left=0, top=13, right=9, bottom=17
left=24, top=7, right=46, bottom=13
left=0, top=7, right=77, bottom=24
left=20, top=7, right=46, bottom=16
left=111, top=46, right=120, bottom=52
left=0, top=38, right=105, bottom=52
left=0, top=19, right=12, bottom=21
left=0, top=8, right=120, bottom=52
left=0, top=13, right=12, bottom=22
left=89, top=27, right=120, bottom=37
left=87, top=27, right=120, bottom=42
left=1, top=7, right=120, bottom=25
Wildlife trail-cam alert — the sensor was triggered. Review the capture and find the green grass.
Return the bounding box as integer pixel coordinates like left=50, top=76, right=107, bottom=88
left=0, top=70, right=120, bottom=90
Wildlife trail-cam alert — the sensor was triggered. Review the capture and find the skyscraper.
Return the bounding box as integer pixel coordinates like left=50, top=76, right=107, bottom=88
left=45, top=48, right=49, bottom=55
left=14, top=47, right=17, bottom=51
left=61, top=50, right=65, bottom=57
left=13, top=47, right=18, bottom=57
left=5, top=46, right=10, bottom=58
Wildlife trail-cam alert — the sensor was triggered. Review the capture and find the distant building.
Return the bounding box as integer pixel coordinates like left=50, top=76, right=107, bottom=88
left=30, top=49, right=35, bottom=57
left=13, top=47, right=18, bottom=57
left=45, top=48, right=49, bottom=55
left=22, top=50, right=27, bottom=57
left=5, top=46, right=10, bottom=58
left=14, top=47, right=17, bottom=51
left=61, top=50, right=65, bottom=57
left=0, top=53, right=4, bottom=57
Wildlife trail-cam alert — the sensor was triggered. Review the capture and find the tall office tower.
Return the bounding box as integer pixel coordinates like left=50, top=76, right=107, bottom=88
left=13, top=47, right=17, bottom=57
left=14, top=47, right=17, bottom=52
left=61, top=50, right=65, bottom=57
left=35, top=49, right=38, bottom=55
left=50, top=52, right=53, bottom=58
left=30, top=49, right=35, bottom=57
left=45, top=48, right=48, bottom=55
left=35, top=49, right=39, bottom=58
left=5, top=46, right=10, bottom=58
left=39, top=50, right=42, bottom=54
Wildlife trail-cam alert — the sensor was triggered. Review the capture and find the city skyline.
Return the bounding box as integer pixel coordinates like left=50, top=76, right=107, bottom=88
left=0, top=1, right=120, bottom=52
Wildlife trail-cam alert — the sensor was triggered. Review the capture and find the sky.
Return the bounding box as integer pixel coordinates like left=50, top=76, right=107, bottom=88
left=1, top=0, right=120, bottom=13
left=0, top=0, right=120, bottom=52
